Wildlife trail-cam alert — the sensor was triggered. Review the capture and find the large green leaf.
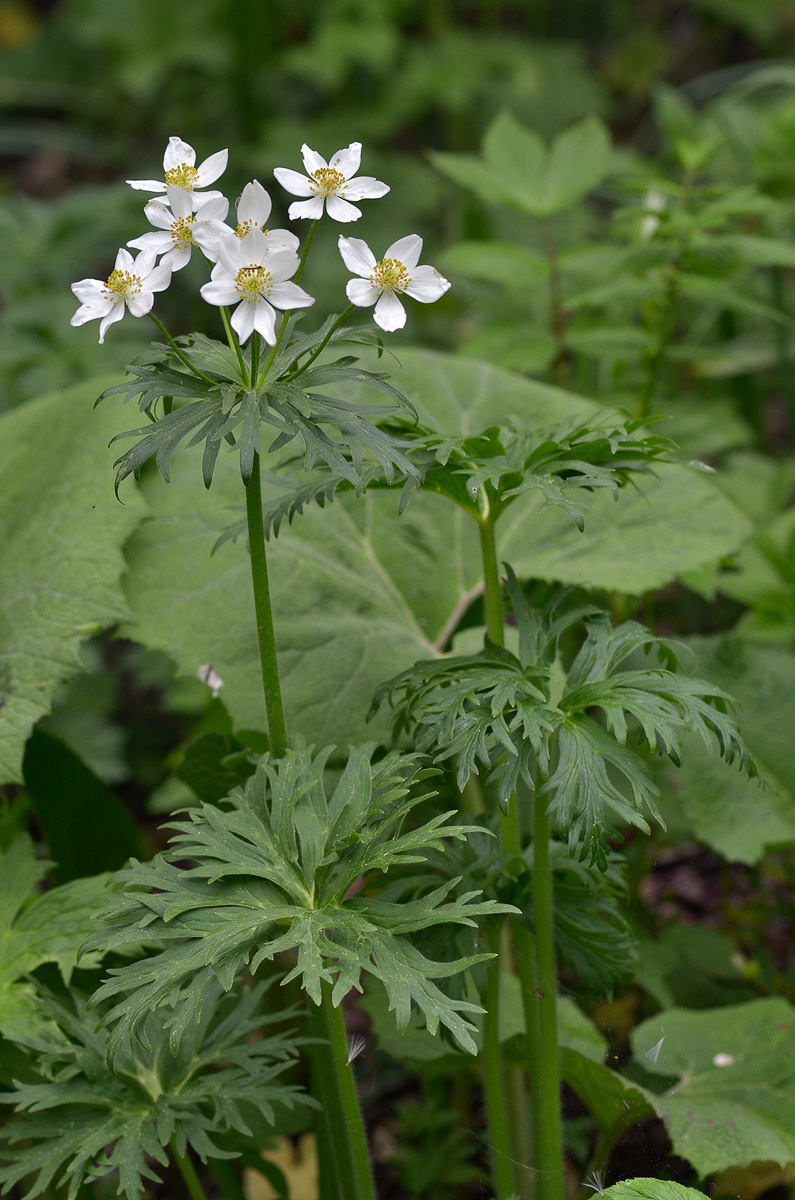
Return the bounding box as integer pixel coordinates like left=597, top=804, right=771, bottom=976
left=632, top=999, right=795, bottom=1174
left=661, top=636, right=795, bottom=863
left=122, top=350, right=750, bottom=746
left=0, top=379, right=145, bottom=784
left=0, top=834, right=108, bottom=1040
left=605, top=1182, right=706, bottom=1200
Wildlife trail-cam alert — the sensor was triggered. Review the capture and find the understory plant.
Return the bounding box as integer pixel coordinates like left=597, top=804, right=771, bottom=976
left=0, top=125, right=774, bottom=1200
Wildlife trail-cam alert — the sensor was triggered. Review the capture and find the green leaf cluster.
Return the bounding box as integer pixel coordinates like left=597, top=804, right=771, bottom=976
left=376, top=572, right=752, bottom=865
left=86, top=745, right=515, bottom=1058
left=0, top=983, right=310, bottom=1200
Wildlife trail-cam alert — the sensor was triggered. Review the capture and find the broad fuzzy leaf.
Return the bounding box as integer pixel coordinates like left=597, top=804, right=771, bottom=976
left=0, top=984, right=309, bottom=1200
left=0, top=835, right=109, bottom=1040
left=86, top=746, right=515, bottom=1059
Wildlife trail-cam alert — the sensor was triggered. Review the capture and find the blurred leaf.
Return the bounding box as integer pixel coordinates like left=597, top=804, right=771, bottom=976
left=632, top=998, right=795, bottom=1173
left=438, top=241, right=548, bottom=289
left=0, top=378, right=145, bottom=784
left=634, top=925, right=752, bottom=1010
left=22, top=729, right=141, bottom=882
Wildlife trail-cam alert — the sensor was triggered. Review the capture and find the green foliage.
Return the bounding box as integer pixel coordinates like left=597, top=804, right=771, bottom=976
left=103, top=322, right=419, bottom=491
left=0, top=835, right=108, bottom=1041
left=430, top=111, right=612, bottom=218
left=376, top=572, right=751, bottom=866
left=604, top=1182, right=707, bottom=1200
left=0, top=983, right=310, bottom=1200
left=86, top=745, right=515, bottom=1058
left=632, top=999, right=795, bottom=1174
left=0, top=379, right=145, bottom=785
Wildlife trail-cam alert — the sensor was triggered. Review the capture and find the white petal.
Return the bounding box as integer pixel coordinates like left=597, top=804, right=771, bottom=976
left=238, top=226, right=268, bottom=264
left=404, top=264, right=451, bottom=303
left=329, top=142, right=362, bottom=178
left=325, top=195, right=362, bottom=223
left=164, top=137, right=196, bottom=170
left=218, top=231, right=246, bottom=274
left=127, top=290, right=155, bottom=317
left=160, top=246, right=192, bottom=271
left=71, top=278, right=106, bottom=303
left=301, top=144, right=327, bottom=174
left=192, top=221, right=227, bottom=260
left=265, top=249, right=301, bottom=282
left=98, top=303, right=126, bottom=343
left=114, top=247, right=135, bottom=272
left=200, top=279, right=240, bottom=306
left=189, top=189, right=224, bottom=208
left=344, top=176, right=389, bottom=201
left=268, top=281, right=314, bottom=311
left=196, top=148, right=228, bottom=187
left=374, top=291, right=407, bottom=331
left=253, top=300, right=278, bottom=344
left=166, top=186, right=193, bottom=218
left=127, top=178, right=167, bottom=192
left=263, top=228, right=300, bottom=254
left=143, top=199, right=174, bottom=230
left=238, top=180, right=271, bottom=226
left=385, top=234, right=422, bottom=270
left=144, top=261, right=173, bottom=291
left=273, top=167, right=315, bottom=198
left=127, top=231, right=173, bottom=253
left=196, top=195, right=229, bottom=221
left=231, top=300, right=256, bottom=342
left=288, top=197, right=324, bottom=221
left=346, top=278, right=378, bottom=307
left=338, top=236, right=376, bottom=277
left=70, top=297, right=112, bottom=326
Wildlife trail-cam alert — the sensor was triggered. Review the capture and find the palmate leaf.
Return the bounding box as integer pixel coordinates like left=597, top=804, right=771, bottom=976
left=99, top=331, right=421, bottom=492
left=85, top=745, right=515, bottom=1059
left=375, top=572, right=752, bottom=867
left=0, top=984, right=310, bottom=1200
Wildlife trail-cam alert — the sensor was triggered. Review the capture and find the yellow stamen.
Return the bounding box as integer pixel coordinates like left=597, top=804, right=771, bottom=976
left=310, top=167, right=346, bottom=197
left=103, top=269, right=141, bottom=302
left=164, top=162, right=200, bottom=190
left=370, top=257, right=410, bottom=294
left=235, top=264, right=272, bottom=302
left=235, top=220, right=268, bottom=239
left=171, top=215, right=196, bottom=246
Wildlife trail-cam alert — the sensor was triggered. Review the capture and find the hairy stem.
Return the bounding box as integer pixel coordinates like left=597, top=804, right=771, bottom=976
left=532, top=799, right=564, bottom=1200
left=258, top=219, right=320, bottom=384
left=514, top=919, right=543, bottom=1187
left=148, top=313, right=215, bottom=384
left=220, top=305, right=249, bottom=381
left=245, top=451, right=288, bottom=757
left=171, top=1142, right=211, bottom=1200
left=314, top=981, right=378, bottom=1200
left=483, top=941, right=518, bottom=1199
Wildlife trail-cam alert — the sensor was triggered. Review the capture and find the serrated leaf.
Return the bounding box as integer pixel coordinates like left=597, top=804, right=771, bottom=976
left=87, top=746, right=514, bottom=1060
left=604, top=1180, right=706, bottom=1200
left=0, top=378, right=145, bottom=785
left=0, top=984, right=309, bottom=1200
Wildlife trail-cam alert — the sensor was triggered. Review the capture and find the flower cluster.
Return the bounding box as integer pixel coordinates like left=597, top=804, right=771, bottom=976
left=70, top=137, right=450, bottom=344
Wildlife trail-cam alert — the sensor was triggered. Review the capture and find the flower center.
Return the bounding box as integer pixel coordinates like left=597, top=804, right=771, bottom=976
left=310, top=167, right=346, bottom=196
left=164, top=162, right=200, bottom=190
left=235, top=220, right=268, bottom=239
left=371, top=257, right=410, bottom=294
left=171, top=215, right=196, bottom=246
left=235, top=264, right=272, bottom=301
left=103, top=269, right=141, bottom=302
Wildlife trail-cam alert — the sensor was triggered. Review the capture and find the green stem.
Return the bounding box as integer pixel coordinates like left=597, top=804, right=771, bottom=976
left=220, top=305, right=249, bottom=382
left=171, top=1142, right=211, bottom=1200
left=515, top=920, right=543, bottom=1190
left=245, top=451, right=287, bottom=757
left=148, top=312, right=215, bottom=384
left=532, top=799, right=564, bottom=1200
left=483, top=939, right=517, bottom=1199
left=479, top=514, right=504, bottom=645
left=315, top=981, right=378, bottom=1200
left=257, top=219, right=320, bottom=385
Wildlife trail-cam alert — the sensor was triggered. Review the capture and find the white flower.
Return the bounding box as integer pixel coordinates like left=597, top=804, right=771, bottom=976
left=273, top=142, right=388, bottom=223
left=196, top=180, right=299, bottom=262
left=70, top=248, right=172, bottom=343
left=200, top=227, right=314, bottom=344
left=338, top=234, right=451, bottom=331
left=126, top=186, right=229, bottom=270
left=126, top=136, right=228, bottom=202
